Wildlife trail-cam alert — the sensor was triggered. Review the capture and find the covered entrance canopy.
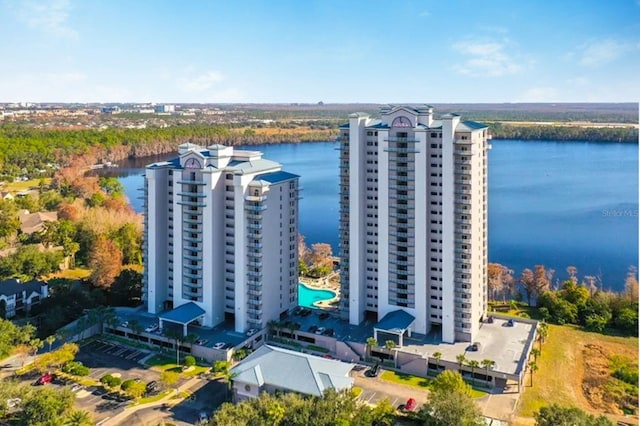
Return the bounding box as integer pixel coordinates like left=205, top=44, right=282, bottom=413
left=159, top=302, right=205, bottom=336
left=374, top=309, right=415, bottom=347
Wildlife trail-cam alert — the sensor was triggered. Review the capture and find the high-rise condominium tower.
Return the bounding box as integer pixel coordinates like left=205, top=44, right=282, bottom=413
left=339, top=105, right=489, bottom=343
left=143, top=143, right=300, bottom=333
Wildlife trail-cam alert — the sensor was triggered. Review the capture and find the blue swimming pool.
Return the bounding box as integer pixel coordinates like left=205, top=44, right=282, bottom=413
left=298, top=283, right=336, bottom=308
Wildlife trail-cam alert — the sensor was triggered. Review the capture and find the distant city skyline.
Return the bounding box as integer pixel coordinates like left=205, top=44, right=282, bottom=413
left=0, top=0, right=639, bottom=103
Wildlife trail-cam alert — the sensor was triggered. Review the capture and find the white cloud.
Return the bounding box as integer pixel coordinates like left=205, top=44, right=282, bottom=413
left=8, top=0, right=78, bottom=39
left=451, top=39, right=524, bottom=77
left=177, top=71, right=225, bottom=92
left=577, top=39, right=634, bottom=66
left=518, top=87, right=559, bottom=102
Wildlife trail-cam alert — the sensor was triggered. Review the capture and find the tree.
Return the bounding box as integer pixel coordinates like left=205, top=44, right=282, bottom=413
left=108, top=268, right=142, bottom=306
left=160, top=370, right=180, bottom=390
left=112, top=223, right=142, bottom=265
left=456, top=354, right=466, bottom=370
left=466, top=359, right=480, bottom=386
left=163, top=328, right=183, bottom=366
left=21, top=386, right=75, bottom=426
left=213, top=360, right=230, bottom=374
left=537, top=323, right=549, bottom=352
left=533, top=265, right=554, bottom=306
left=481, top=359, right=495, bottom=383
left=528, top=361, right=538, bottom=386
left=534, top=404, right=613, bottom=426
left=45, top=335, right=56, bottom=352
left=366, top=337, right=378, bottom=359
left=521, top=268, right=535, bottom=306
left=431, top=370, right=471, bottom=395
left=418, top=371, right=483, bottom=426
left=0, top=199, right=20, bottom=239
left=530, top=348, right=540, bottom=362
left=624, top=266, right=638, bottom=301
left=384, top=340, right=396, bottom=350
left=432, top=351, right=442, bottom=373
left=121, top=379, right=146, bottom=399
left=566, top=266, right=578, bottom=284
left=63, top=409, right=93, bottom=426
left=88, top=235, right=122, bottom=289
left=184, top=355, right=196, bottom=367
left=129, top=319, right=143, bottom=338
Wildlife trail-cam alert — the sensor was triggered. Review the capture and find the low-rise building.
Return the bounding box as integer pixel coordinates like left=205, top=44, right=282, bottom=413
left=230, top=345, right=355, bottom=401
left=0, top=279, right=48, bottom=318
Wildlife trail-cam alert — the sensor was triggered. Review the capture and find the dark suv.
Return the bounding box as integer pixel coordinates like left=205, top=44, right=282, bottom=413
left=365, top=364, right=380, bottom=378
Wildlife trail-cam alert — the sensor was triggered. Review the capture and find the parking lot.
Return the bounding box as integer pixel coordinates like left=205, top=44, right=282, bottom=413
left=351, top=367, right=430, bottom=411
left=72, top=340, right=169, bottom=424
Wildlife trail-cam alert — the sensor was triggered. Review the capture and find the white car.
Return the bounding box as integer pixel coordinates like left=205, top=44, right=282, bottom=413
left=246, top=328, right=258, bottom=336
left=199, top=410, right=209, bottom=423
left=144, top=324, right=159, bottom=333
left=71, top=384, right=84, bottom=392
left=213, top=342, right=225, bottom=350
left=120, top=321, right=129, bottom=328
left=315, top=327, right=326, bottom=335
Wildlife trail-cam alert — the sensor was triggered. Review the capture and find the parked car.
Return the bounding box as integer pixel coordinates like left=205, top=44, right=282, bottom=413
left=293, top=306, right=304, bottom=316
left=404, top=398, right=417, bottom=412
left=36, top=373, right=54, bottom=385
left=144, top=324, right=159, bottom=332
left=70, top=384, right=84, bottom=392
left=199, top=410, right=209, bottom=423
left=365, top=364, right=380, bottom=378
left=146, top=381, right=158, bottom=393
left=318, top=312, right=330, bottom=320
left=246, top=328, right=258, bottom=336
left=195, top=339, right=208, bottom=346
left=322, top=328, right=334, bottom=337
left=506, top=319, right=515, bottom=327
left=308, top=325, right=318, bottom=333
left=213, top=342, right=225, bottom=350
left=120, top=321, right=129, bottom=328
left=315, top=327, right=326, bottom=335
left=300, top=308, right=312, bottom=317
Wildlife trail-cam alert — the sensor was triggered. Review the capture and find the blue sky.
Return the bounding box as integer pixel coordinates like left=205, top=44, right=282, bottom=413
left=0, top=0, right=639, bottom=103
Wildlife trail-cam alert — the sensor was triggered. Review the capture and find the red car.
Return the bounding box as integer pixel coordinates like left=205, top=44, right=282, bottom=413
left=37, top=373, right=54, bottom=385
left=404, top=398, right=417, bottom=412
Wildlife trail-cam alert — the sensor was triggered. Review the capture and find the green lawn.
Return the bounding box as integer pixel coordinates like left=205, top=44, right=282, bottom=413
left=46, top=268, right=91, bottom=280
left=380, top=370, right=487, bottom=399
left=134, top=390, right=172, bottom=406
left=517, top=324, right=638, bottom=419
left=2, top=178, right=50, bottom=192
left=145, top=354, right=210, bottom=376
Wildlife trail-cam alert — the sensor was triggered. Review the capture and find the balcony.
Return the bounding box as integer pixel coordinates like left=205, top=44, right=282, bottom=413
left=177, top=200, right=206, bottom=207
left=247, top=288, right=262, bottom=297
left=177, top=191, right=206, bottom=198
left=247, top=270, right=263, bottom=280
left=177, top=180, right=206, bottom=186
left=247, top=223, right=262, bottom=230
left=246, top=213, right=263, bottom=220
left=386, top=137, right=419, bottom=143
left=183, top=271, right=201, bottom=280
left=245, top=204, right=267, bottom=212
left=384, top=146, right=419, bottom=153
left=245, top=194, right=268, bottom=202
left=183, top=235, right=202, bottom=243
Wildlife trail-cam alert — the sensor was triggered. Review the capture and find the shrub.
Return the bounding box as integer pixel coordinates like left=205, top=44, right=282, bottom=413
left=120, top=379, right=136, bottom=391
left=184, top=355, right=196, bottom=367
left=62, top=361, right=90, bottom=376
left=100, top=374, right=122, bottom=387
left=212, top=360, right=229, bottom=374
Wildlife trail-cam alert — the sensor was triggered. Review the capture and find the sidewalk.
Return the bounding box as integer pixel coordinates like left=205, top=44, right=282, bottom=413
left=99, top=377, right=202, bottom=426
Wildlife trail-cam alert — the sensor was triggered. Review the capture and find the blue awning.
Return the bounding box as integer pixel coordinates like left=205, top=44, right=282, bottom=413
left=159, top=302, right=205, bottom=324
left=374, top=310, right=415, bottom=334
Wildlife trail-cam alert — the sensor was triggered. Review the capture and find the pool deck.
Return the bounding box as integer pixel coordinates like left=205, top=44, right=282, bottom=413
left=299, top=272, right=341, bottom=309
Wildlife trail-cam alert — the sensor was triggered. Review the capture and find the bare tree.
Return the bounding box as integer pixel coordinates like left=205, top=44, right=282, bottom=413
left=624, top=266, right=638, bottom=301
left=520, top=268, right=535, bottom=306
left=566, top=266, right=578, bottom=285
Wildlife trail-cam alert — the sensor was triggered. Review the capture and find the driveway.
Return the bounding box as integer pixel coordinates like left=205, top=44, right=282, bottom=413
left=352, top=368, right=430, bottom=411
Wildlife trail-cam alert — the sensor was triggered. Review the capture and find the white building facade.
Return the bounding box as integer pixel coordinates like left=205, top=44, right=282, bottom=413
left=143, top=143, right=300, bottom=333
left=339, top=105, right=489, bottom=343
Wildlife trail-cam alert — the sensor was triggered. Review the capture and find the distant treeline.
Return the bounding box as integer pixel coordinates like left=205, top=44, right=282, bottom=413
left=0, top=121, right=636, bottom=178
left=488, top=122, right=638, bottom=143
left=0, top=124, right=334, bottom=178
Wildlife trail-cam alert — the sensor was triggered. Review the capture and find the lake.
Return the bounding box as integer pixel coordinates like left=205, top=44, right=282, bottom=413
left=105, top=140, right=638, bottom=291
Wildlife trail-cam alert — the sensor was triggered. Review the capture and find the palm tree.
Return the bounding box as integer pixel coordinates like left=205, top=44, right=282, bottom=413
left=432, top=351, right=442, bottom=373
left=366, top=337, right=378, bottom=359
left=184, top=333, right=198, bottom=351
left=384, top=340, right=396, bottom=350
left=456, top=354, right=466, bottom=371
left=45, top=335, right=56, bottom=353
left=467, top=360, right=480, bottom=386
left=481, top=359, right=495, bottom=384
left=530, top=347, right=540, bottom=362
left=163, top=328, right=182, bottom=366
left=63, top=409, right=93, bottom=426
left=528, top=361, right=538, bottom=386
left=537, top=323, right=549, bottom=352
left=267, top=320, right=279, bottom=339
left=129, top=319, right=142, bottom=340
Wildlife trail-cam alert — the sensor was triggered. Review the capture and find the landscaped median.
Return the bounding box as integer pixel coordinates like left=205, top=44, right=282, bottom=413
left=144, top=354, right=211, bottom=377
left=380, top=370, right=488, bottom=399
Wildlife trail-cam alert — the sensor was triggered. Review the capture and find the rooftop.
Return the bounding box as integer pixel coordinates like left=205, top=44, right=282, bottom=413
left=374, top=310, right=415, bottom=333
left=159, top=302, right=205, bottom=325
left=230, top=345, right=354, bottom=396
